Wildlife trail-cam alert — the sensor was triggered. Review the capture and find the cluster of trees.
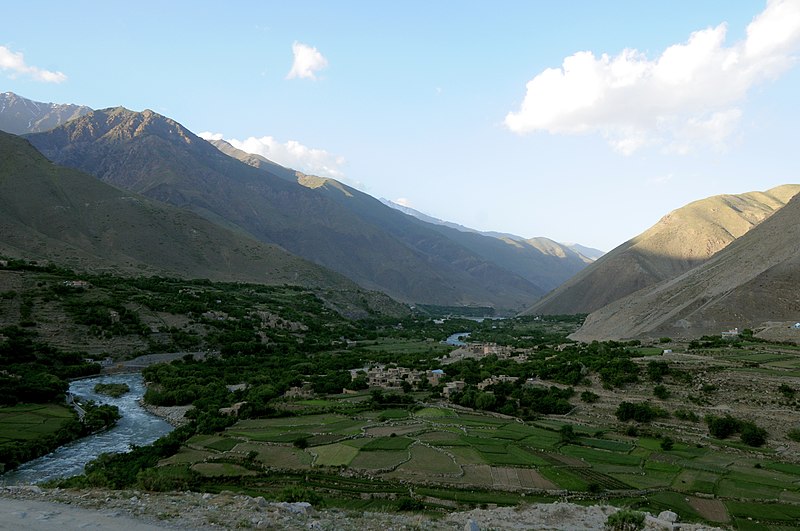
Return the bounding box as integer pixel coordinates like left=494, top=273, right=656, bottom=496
left=0, top=326, right=99, bottom=405
left=449, top=382, right=574, bottom=418
left=615, top=401, right=670, bottom=423
left=706, top=414, right=768, bottom=447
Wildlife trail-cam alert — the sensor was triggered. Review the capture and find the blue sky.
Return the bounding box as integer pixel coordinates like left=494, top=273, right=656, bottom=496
left=3, top=0, right=799, bottom=251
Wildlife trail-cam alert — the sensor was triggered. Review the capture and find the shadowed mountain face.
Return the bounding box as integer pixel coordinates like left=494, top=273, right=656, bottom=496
left=25, top=108, right=544, bottom=310
left=0, top=130, right=405, bottom=318
left=523, top=185, right=800, bottom=316
left=572, top=190, right=800, bottom=341
left=0, top=92, right=91, bottom=134
left=213, top=140, right=593, bottom=293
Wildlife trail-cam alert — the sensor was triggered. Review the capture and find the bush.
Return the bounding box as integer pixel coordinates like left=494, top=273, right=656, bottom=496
left=706, top=415, right=768, bottom=447
left=653, top=385, right=670, bottom=400
left=706, top=414, right=740, bottom=439
left=397, top=497, right=424, bottom=511
left=279, top=486, right=321, bottom=505
left=787, top=428, right=800, bottom=442
left=660, top=437, right=674, bottom=451
left=740, top=422, right=767, bottom=447
left=580, top=390, right=599, bottom=403
left=674, top=408, right=699, bottom=422
left=615, top=401, right=669, bottom=423
left=605, top=509, right=645, bottom=531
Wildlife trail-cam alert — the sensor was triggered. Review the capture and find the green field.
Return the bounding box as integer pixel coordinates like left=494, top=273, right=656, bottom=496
left=0, top=404, right=74, bottom=445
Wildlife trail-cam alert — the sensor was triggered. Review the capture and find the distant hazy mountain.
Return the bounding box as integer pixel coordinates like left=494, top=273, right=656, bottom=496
left=562, top=243, right=605, bottom=261
left=24, top=108, right=544, bottom=310
left=0, top=92, right=91, bottom=134
left=524, top=185, right=800, bottom=316
left=572, top=188, right=800, bottom=341
left=379, top=198, right=525, bottom=240
left=380, top=199, right=604, bottom=260
left=0, top=131, right=403, bottom=317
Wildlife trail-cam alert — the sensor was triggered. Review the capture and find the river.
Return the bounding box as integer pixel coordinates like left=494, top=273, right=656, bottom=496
left=1, top=373, right=173, bottom=485
left=445, top=332, right=470, bottom=346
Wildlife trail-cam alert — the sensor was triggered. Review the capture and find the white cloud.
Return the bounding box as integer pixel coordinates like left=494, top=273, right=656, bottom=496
left=394, top=197, right=413, bottom=207
left=0, top=45, right=67, bottom=83
left=286, top=41, right=328, bottom=80
left=505, top=0, right=800, bottom=154
left=199, top=131, right=346, bottom=180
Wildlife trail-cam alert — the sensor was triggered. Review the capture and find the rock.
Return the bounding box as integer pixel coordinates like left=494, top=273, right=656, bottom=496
left=465, top=518, right=480, bottom=531
left=255, top=496, right=268, bottom=508
left=658, top=510, right=679, bottom=523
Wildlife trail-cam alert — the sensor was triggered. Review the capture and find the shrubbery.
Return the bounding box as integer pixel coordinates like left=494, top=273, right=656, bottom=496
left=706, top=414, right=768, bottom=447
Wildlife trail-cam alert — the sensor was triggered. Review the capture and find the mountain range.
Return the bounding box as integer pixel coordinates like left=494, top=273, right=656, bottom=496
left=4, top=91, right=799, bottom=333
left=572, top=190, right=800, bottom=341
left=0, top=92, right=91, bottom=135
left=0, top=130, right=402, bottom=317
left=524, top=185, right=800, bottom=316
left=0, top=94, right=600, bottom=311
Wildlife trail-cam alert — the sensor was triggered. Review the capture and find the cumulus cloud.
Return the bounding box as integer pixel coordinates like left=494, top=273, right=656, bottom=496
left=286, top=41, right=328, bottom=80
left=505, top=0, right=800, bottom=154
left=0, top=45, right=67, bottom=83
left=199, top=131, right=346, bottom=180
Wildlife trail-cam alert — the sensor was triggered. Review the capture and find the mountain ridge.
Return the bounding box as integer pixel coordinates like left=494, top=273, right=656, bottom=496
left=523, top=184, right=800, bottom=316
left=571, top=188, right=800, bottom=341
left=24, top=107, right=545, bottom=310
left=0, top=130, right=403, bottom=317
left=0, top=92, right=91, bottom=135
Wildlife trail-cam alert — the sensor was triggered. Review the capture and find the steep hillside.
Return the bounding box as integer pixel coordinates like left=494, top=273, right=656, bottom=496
left=524, top=185, right=800, bottom=316
left=572, top=190, right=800, bottom=341
left=25, top=108, right=542, bottom=310
left=0, top=131, right=402, bottom=317
left=0, top=92, right=91, bottom=134
left=213, top=139, right=588, bottom=293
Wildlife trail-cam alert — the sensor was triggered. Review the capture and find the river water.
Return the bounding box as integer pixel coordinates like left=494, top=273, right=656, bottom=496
left=445, top=332, right=470, bottom=346
left=1, top=373, right=173, bottom=485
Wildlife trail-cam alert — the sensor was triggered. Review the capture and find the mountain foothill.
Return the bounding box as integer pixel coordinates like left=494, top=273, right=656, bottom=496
left=1, top=91, right=798, bottom=338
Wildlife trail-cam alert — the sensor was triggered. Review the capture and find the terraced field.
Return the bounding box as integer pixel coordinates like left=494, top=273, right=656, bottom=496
left=156, top=402, right=800, bottom=528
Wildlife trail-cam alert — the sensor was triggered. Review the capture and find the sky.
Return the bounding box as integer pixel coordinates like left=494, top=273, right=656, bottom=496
left=2, top=0, right=799, bottom=251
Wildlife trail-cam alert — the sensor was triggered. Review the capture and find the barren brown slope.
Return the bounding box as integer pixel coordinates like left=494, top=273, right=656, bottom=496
left=571, top=190, right=800, bottom=341
left=523, top=185, right=800, bottom=316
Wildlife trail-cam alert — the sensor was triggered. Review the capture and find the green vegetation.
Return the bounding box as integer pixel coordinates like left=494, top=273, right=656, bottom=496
left=94, top=383, right=130, bottom=398
left=605, top=509, right=645, bottom=531
left=4, top=260, right=800, bottom=527
left=706, top=414, right=768, bottom=447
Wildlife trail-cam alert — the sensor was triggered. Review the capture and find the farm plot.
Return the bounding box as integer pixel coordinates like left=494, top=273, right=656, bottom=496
left=233, top=442, right=312, bottom=468
left=311, top=443, right=359, bottom=466
left=688, top=496, right=729, bottom=523
left=0, top=404, right=73, bottom=445
left=489, top=466, right=557, bottom=490
left=226, top=414, right=366, bottom=442
left=350, top=450, right=409, bottom=471
left=390, top=444, right=461, bottom=477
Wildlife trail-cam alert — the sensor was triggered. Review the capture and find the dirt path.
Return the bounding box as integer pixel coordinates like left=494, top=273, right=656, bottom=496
left=0, top=497, right=174, bottom=530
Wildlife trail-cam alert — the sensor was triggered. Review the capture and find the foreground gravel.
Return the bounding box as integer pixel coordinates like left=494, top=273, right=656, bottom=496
left=0, top=486, right=724, bottom=530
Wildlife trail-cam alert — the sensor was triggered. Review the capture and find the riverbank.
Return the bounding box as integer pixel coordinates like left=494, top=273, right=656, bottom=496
left=138, top=401, right=193, bottom=427
left=0, top=486, right=721, bottom=530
